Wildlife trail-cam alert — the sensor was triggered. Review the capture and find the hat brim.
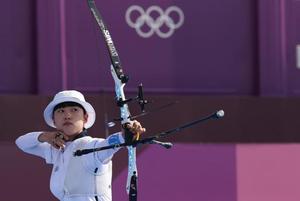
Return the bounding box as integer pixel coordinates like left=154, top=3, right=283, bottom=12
left=43, top=97, right=96, bottom=129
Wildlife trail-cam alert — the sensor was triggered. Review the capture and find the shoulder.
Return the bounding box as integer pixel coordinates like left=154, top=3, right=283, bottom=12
left=72, top=136, right=105, bottom=148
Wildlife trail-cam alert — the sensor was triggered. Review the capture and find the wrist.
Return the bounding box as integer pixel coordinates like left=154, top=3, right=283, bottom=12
left=37, top=132, right=47, bottom=143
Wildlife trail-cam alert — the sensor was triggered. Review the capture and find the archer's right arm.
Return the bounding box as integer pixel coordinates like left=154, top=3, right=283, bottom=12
left=15, top=132, right=54, bottom=164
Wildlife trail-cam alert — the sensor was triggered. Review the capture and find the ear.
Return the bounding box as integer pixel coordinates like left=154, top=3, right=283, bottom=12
left=84, top=114, right=88, bottom=123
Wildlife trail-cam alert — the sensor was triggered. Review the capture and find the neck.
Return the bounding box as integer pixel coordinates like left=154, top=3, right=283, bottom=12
left=71, top=129, right=88, bottom=141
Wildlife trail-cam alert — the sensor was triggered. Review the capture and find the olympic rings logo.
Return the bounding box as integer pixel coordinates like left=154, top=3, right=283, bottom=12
left=125, top=5, right=185, bottom=38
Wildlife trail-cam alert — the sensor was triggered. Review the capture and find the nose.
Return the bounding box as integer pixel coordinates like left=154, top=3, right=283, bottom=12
left=64, top=111, right=72, bottom=119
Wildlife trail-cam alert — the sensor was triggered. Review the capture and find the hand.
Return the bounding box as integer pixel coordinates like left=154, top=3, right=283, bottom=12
left=123, top=120, right=146, bottom=141
left=38, top=131, right=69, bottom=150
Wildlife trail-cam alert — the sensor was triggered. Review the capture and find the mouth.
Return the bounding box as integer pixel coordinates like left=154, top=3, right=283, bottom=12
left=63, top=122, right=73, bottom=126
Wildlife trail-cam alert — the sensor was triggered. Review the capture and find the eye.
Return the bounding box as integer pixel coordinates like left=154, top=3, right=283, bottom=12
left=72, top=107, right=79, bottom=112
left=57, top=109, right=64, bottom=113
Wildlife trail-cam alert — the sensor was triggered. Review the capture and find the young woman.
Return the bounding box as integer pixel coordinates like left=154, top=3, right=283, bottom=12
left=16, top=90, right=145, bottom=201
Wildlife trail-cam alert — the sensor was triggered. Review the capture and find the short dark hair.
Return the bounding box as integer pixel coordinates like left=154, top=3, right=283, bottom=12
left=53, top=101, right=87, bottom=115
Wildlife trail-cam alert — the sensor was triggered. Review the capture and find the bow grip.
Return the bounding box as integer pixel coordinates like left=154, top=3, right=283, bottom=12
left=123, top=123, right=135, bottom=145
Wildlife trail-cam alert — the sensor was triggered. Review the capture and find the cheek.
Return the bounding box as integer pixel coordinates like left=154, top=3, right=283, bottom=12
left=53, top=116, right=57, bottom=125
left=53, top=115, right=63, bottom=126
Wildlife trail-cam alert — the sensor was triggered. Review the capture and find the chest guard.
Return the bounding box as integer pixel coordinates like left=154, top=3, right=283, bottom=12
left=63, top=137, right=112, bottom=201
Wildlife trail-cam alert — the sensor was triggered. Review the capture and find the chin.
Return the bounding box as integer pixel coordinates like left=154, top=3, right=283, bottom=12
left=63, top=129, right=81, bottom=136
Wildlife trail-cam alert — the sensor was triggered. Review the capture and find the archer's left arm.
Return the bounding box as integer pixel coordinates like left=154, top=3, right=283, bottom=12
left=84, top=120, right=146, bottom=165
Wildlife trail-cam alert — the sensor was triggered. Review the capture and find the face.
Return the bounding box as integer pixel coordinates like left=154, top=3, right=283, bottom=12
left=53, top=106, right=88, bottom=139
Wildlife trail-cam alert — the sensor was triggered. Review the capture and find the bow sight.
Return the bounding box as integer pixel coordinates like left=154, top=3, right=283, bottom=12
left=116, top=84, right=148, bottom=112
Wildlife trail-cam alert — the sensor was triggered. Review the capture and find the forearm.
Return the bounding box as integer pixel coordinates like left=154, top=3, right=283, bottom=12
left=38, top=132, right=53, bottom=143
left=15, top=132, right=52, bottom=161
left=96, top=132, right=124, bottom=164
left=15, top=132, right=43, bottom=150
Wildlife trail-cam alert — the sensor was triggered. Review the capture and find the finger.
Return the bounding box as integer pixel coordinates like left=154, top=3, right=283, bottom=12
left=63, top=134, right=69, bottom=141
left=51, top=139, right=61, bottom=149
left=133, top=132, right=140, bottom=141
left=54, top=142, right=65, bottom=150
left=55, top=132, right=66, bottom=142
left=130, top=127, right=144, bottom=133
left=55, top=132, right=65, bottom=140
left=130, top=121, right=139, bottom=131
left=133, top=123, right=145, bottom=133
left=56, top=133, right=63, bottom=139
left=56, top=138, right=66, bottom=148
left=57, top=131, right=70, bottom=142
left=52, top=137, right=65, bottom=149
left=132, top=120, right=140, bottom=128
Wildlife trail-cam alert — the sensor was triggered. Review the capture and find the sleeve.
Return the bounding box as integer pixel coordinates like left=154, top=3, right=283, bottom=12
left=15, top=132, right=54, bottom=164
left=83, top=132, right=124, bottom=168
left=97, top=131, right=124, bottom=164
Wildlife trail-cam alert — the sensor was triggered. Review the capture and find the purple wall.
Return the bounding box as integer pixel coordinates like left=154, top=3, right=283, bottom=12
left=0, top=0, right=37, bottom=93
left=237, top=144, right=300, bottom=201
left=3, top=1, right=300, bottom=96
left=259, top=0, right=300, bottom=96
left=1, top=0, right=259, bottom=95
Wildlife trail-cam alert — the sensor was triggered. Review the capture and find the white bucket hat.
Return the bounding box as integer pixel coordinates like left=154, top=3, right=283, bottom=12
left=43, top=90, right=96, bottom=129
